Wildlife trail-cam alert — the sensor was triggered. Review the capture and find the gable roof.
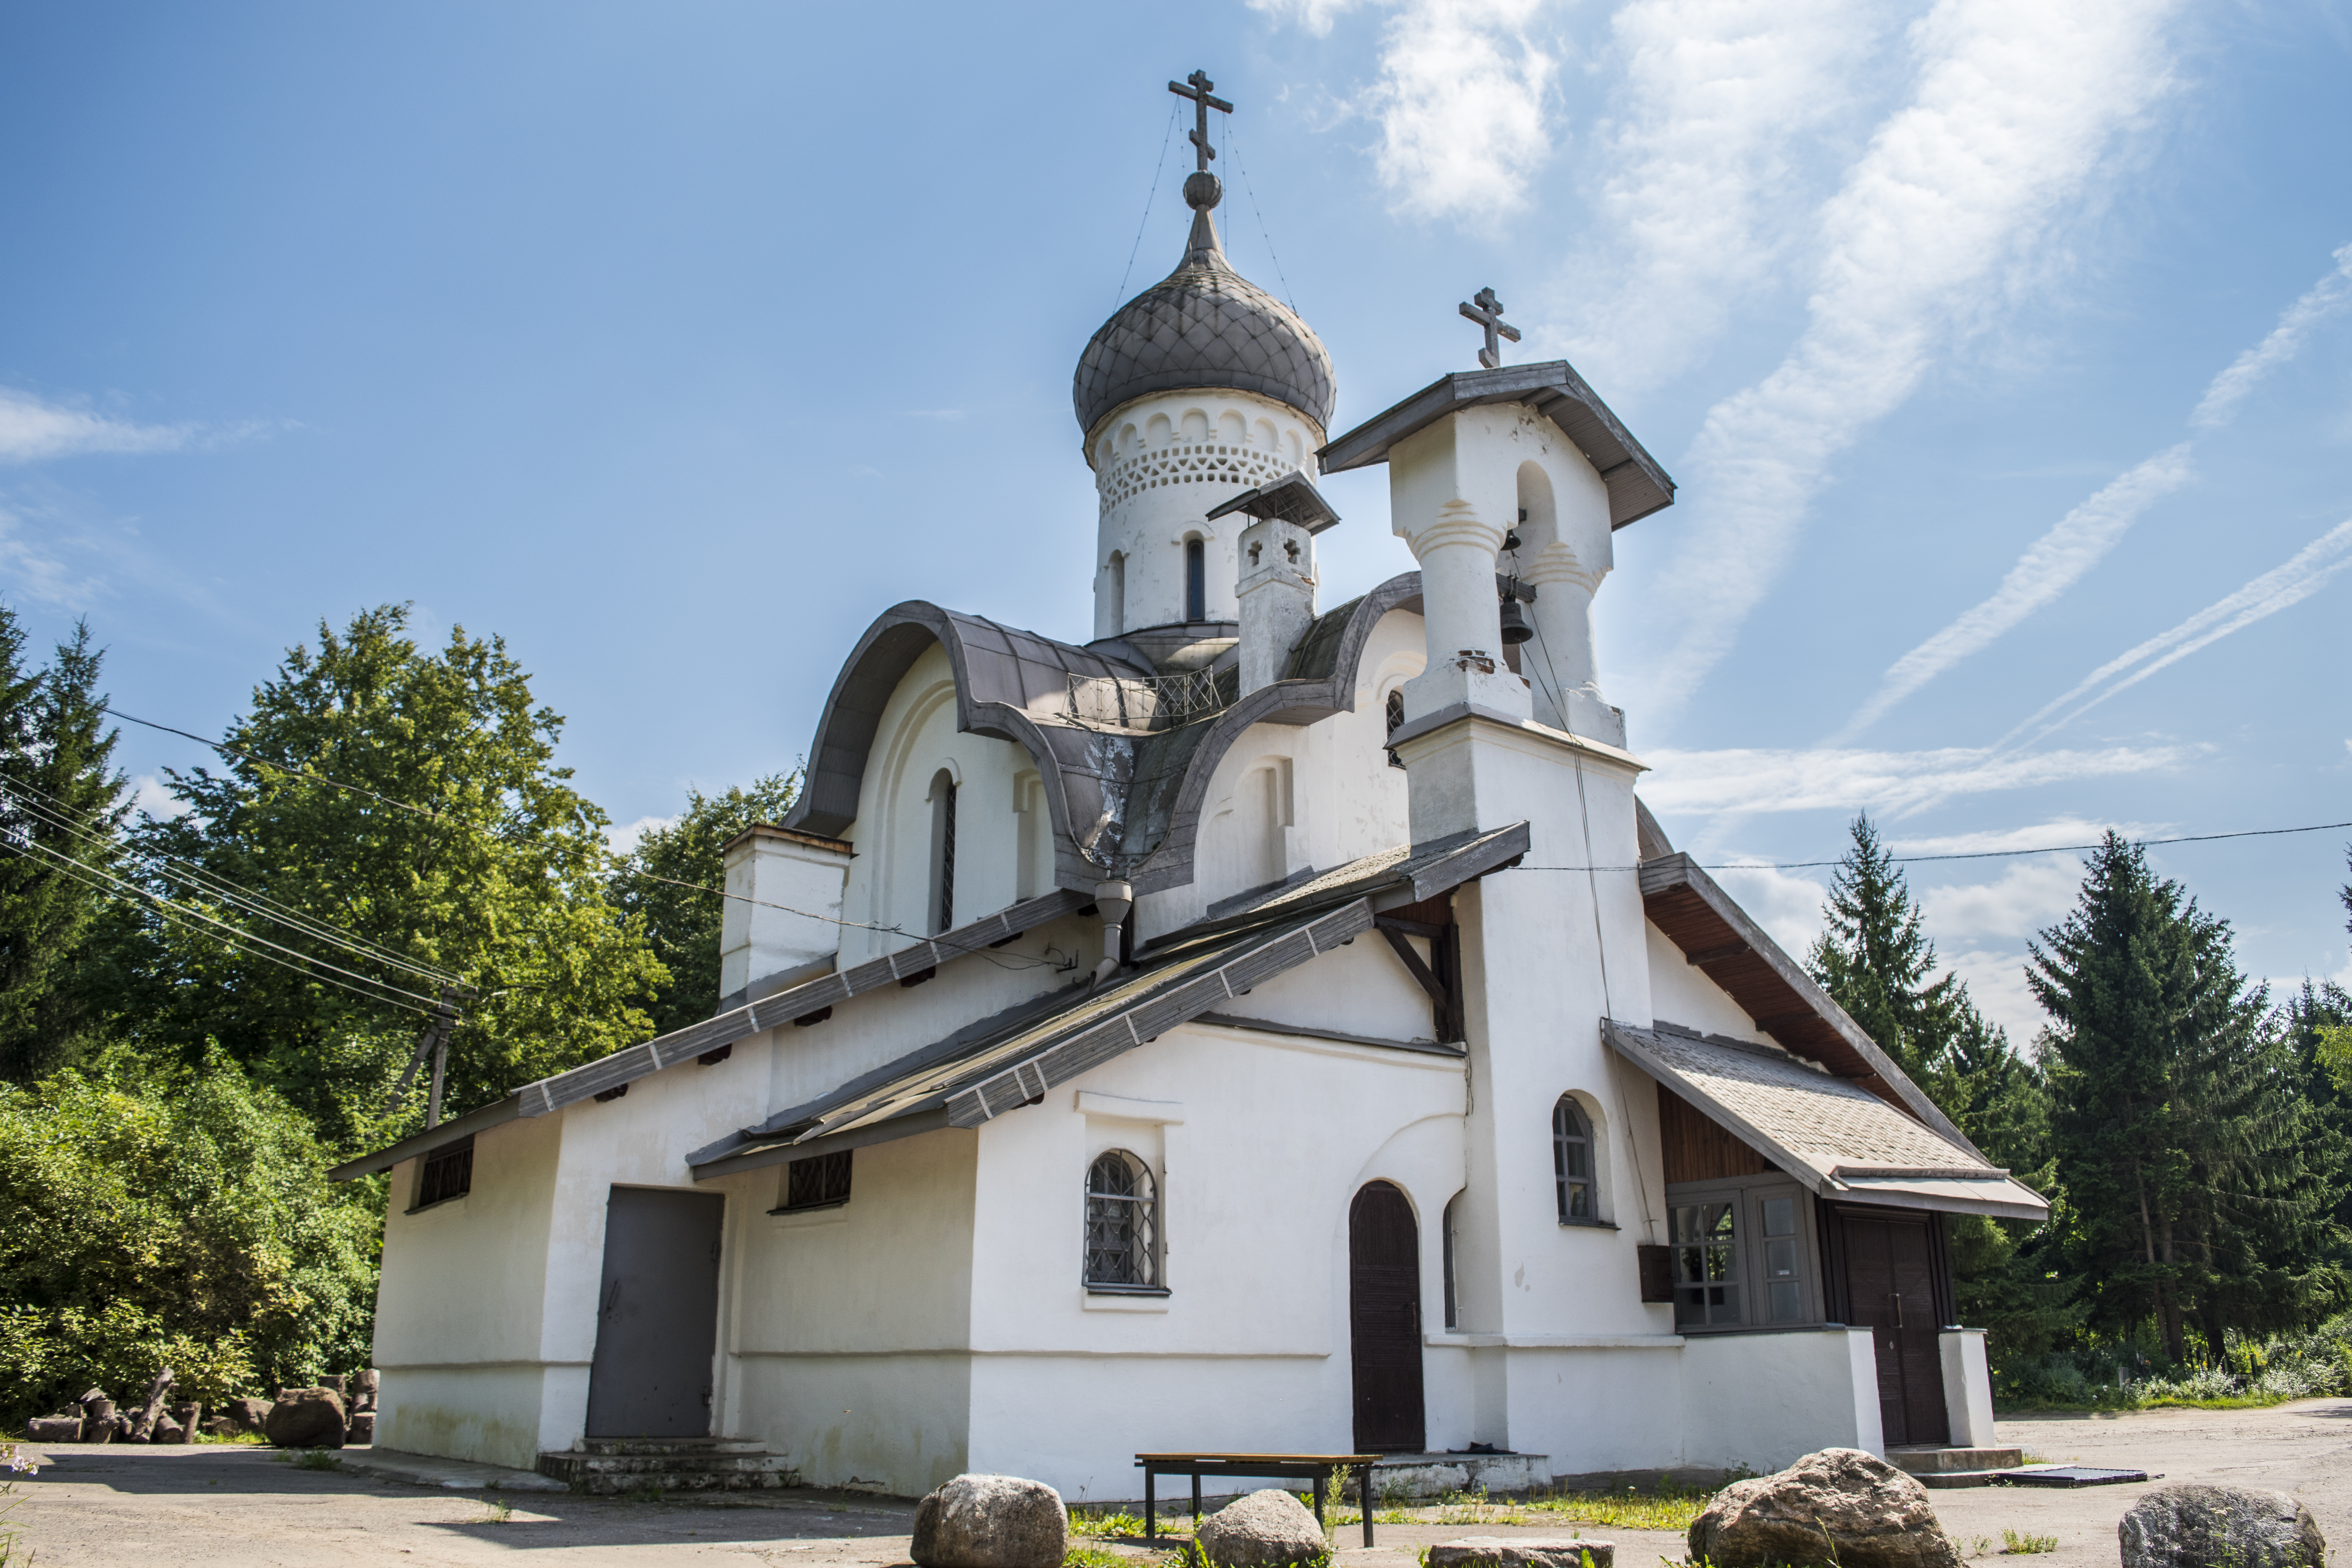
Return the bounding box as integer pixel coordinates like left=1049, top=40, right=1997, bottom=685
left=1605, top=1020, right=2047, bottom=1221
left=1318, top=361, right=1676, bottom=529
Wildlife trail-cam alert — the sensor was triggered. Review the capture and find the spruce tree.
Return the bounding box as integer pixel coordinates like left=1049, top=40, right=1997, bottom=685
left=1808, top=813, right=1963, bottom=1095
left=0, top=611, right=128, bottom=1083
left=2029, top=833, right=2343, bottom=1363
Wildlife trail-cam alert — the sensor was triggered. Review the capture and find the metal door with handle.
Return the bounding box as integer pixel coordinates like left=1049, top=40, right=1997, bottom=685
left=1348, top=1181, right=1426, bottom=1454
left=1840, top=1212, right=1949, bottom=1446
left=585, top=1186, right=727, bottom=1438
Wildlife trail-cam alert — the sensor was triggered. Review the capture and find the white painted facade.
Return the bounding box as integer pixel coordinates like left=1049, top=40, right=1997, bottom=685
left=363, top=190, right=2011, bottom=1498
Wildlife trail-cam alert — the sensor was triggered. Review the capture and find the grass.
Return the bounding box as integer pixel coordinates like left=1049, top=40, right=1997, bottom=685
left=477, top=1497, right=515, bottom=1525
left=1071, top=1507, right=1154, bottom=1538
left=2000, top=1528, right=2058, bottom=1554
left=283, top=1449, right=343, bottom=1472
left=1521, top=1482, right=1714, bottom=1533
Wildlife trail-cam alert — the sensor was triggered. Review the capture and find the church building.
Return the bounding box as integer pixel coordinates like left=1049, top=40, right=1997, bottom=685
left=338, top=73, right=2046, bottom=1499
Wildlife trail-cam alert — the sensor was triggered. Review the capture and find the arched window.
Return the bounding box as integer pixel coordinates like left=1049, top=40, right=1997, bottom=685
left=929, top=769, right=958, bottom=934
left=1085, top=1151, right=1160, bottom=1289
left=1107, top=551, right=1126, bottom=632
left=1385, top=689, right=1406, bottom=769
left=1184, top=537, right=1206, bottom=622
left=1441, top=1190, right=1463, bottom=1330
left=1553, top=1096, right=1595, bottom=1222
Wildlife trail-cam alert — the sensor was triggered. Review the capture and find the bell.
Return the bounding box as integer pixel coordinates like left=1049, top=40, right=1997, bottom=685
left=1498, top=594, right=1534, bottom=645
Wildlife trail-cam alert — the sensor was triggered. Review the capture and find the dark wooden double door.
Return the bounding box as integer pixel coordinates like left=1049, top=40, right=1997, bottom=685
left=1349, top=1181, right=1426, bottom=1453
left=1838, top=1210, right=1948, bottom=1447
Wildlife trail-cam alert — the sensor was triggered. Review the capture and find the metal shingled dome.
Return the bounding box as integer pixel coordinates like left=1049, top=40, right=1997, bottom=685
left=1073, top=208, right=1338, bottom=443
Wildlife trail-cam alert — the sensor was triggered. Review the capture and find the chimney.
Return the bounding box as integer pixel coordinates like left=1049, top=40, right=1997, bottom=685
left=1236, top=514, right=1317, bottom=694
left=719, top=824, right=855, bottom=1004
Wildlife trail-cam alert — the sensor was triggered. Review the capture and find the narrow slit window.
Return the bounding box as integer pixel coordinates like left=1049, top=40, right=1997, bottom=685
left=1084, top=1150, right=1161, bottom=1291
left=1441, top=1191, right=1462, bottom=1330
left=416, top=1134, right=474, bottom=1209
left=931, top=773, right=958, bottom=934
left=1553, top=1096, right=1595, bottom=1221
left=776, top=1149, right=853, bottom=1213
left=1385, top=690, right=1406, bottom=769
left=1184, top=537, right=1206, bottom=622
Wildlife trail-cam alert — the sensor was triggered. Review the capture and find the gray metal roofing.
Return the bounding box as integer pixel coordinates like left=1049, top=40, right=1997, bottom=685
left=1605, top=1019, right=2049, bottom=1221
left=1073, top=207, right=1338, bottom=442
left=1319, top=361, right=1675, bottom=530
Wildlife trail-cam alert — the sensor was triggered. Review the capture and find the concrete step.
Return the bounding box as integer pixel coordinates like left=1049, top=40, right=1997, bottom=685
left=1887, top=1446, right=2024, bottom=1475
left=578, top=1437, right=770, bottom=1457
left=536, top=1443, right=799, bottom=1495
left=1367, top=1452, right=1551, bottom=1500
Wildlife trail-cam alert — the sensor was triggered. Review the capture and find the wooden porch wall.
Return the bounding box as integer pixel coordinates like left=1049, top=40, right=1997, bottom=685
left=1657, top=1084, right=1773, bottom=1184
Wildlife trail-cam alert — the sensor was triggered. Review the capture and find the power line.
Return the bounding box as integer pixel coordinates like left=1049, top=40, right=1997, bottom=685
left=1114, top=98, right=1181, bottom=306
left=1507, top=817, right=2352, bottom=874
left=101, top=705, right=448, bottom=824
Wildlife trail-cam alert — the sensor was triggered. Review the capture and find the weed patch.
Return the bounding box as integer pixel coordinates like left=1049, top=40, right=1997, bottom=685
left=2000, top=1529, right=2057, bottom=1554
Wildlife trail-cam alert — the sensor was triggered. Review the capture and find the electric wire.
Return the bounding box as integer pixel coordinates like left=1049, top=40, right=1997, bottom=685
left=1506, top=817, right=2352, bottom=875
left=100, top=706, right=450, bottom=824
left=0, top=775, right=463, bottom=987
left=0, top=833, right=440, bottom=1014
left=1225, top=124, right=1299, bottom=316
left=1115, top=99, right=1181, bottom=306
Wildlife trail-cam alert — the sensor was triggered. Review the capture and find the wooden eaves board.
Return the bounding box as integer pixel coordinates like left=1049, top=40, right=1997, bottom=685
left=1638, top=852, right=1980, bottom=1156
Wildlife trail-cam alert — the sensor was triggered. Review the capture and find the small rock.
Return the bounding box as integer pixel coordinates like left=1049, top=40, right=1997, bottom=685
left=262, top=1387, right=347, bottom=1450
left=910, top=1474, right=1069, bottom=1568
left=1688, top=1448, right=1957, bottom=1568
left=24, top=1417, right=82, bottom=1444
left=2120, top=1484, right=2325, bottom=1568
left=201, top=1417, right=239, bottom=1438
left=1195, top=1489, right=1329, bottom=1568
left=1430, top=1537, right=1614, bottom=1568
left=347, top=1412, right=376, bottom=1445
left=225, top=1397, right=273, bottom=1433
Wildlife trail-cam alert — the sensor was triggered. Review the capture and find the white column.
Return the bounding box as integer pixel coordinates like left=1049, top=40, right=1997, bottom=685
left=1235, top=515, right=1317, bottom=694
left=1940, top=1329, right=1999, bottom=1448
left=1387, top=412, right=1533, bottom=727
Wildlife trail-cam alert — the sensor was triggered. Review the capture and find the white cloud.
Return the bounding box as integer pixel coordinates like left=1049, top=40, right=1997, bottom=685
left=1918, top=854, right=2082, bottom=942
left=0, top=388, right=198, bottom=465
left=1944, top=945, right=2044, bottom=1044
left=1885, top=815, right=2165, bottom=857
left=2192, top=241, right=2352, bottom=430
left=607, top=813, right=679, bottom=857
left=1708, top=860, right=1830, bottom=956
left=1640, top=740, right=2194, bottom=820
left=1565, top=0, right=1892, bottom=389
left=1246, top=0, right=1369, bottom=33
left=2005, top=516, right=2352, bottom=744
left=1626, top=0, right=2180, bottom=720
left=129, top=774, right=190, bottom=822
left=1363, top=0, right=1557, bottom=222
left=1832, top=445, right=2193, bottom=740
left=0, top=505, right=106, bottom=609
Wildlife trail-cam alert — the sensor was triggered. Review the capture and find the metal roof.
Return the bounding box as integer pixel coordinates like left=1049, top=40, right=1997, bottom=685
left=1074, top=207, right=1337, bottom=443
left=1318, top=361, right=1675, bottom=530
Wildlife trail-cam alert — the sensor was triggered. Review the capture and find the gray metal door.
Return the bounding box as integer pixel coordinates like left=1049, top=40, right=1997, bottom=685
left=585, top=1187, right=726, bottom=1437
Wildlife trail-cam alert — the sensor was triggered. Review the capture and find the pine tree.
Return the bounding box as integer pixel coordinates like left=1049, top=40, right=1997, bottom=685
left=0, top=611, right=128, bottom=1083
left=2030, top=833, right=2344, bottom=1363
left=609, top=773, right=802, bottom=1036
left=1808, top=813, right=1964, bottom=1096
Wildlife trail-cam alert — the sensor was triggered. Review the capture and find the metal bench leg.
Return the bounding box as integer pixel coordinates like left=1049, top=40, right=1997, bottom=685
left=1313, top=1474, right=1326, bottom=1532
left=1145, top=1468, right=1156, bottom=1542
left=1361, top=1467, right=1374, bottom=1548
left=1192, top=1474, right=1203, bottom=1529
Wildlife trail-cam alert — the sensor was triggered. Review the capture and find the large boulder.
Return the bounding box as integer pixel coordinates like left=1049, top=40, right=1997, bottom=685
left=1431, top=1537, right=1615, bottom=1568
left=910, top=1474, right=1069, bottom=1568
left=1688, top=1448, right=1958, bottom=1568
left=1196, top=1489, right=1328, bottom=1568
left=262, top=1387, right=347, bottom=1450
left=2120, top=1485, right=2325, bottom=1568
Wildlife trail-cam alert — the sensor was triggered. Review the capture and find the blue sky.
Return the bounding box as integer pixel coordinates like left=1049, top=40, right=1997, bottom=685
left=3, top=0, right=2347, bottom=1041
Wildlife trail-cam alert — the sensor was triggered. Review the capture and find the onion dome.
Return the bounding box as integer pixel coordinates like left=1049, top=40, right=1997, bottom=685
left=1073, top=172, right=1338, bottom=443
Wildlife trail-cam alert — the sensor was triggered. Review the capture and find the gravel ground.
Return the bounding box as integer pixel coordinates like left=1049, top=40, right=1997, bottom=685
left=7, top=1399, right=2347, bottom=1568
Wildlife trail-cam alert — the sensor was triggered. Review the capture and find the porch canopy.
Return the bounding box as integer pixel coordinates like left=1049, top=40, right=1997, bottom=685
left=1605, top=1018, right=2050, bottom=1222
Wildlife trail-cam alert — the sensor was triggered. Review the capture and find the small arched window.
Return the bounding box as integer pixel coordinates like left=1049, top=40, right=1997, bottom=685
left=1553, top=1096, right=1595, bottom=1222
left=1085, top=1151, right=1160, bottom=1290
left=1184, top=537, right=1206, bottom=622
left=1107, top=551, right=1126, bottom=632
left=1385, top=689, right=1406, bottom=769
left=929, top=769, right=958, bottom=934
left=1441, top=1190, right=1464, bottom=1330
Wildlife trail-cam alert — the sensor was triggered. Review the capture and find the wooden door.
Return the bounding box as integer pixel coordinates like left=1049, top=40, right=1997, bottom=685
left=586, top=1187, right=726, bottom=1437
left=1841, top=1213, right=1948, bottom=1446
left=1349, top=1181, right=1426, bottom=1453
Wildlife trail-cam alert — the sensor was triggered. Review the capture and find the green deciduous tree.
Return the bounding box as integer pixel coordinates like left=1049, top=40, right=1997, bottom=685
left=610, top=773, right=801, bottom=1036
left=0, top=608, right=128, bottom=1085
left=2030, top=833, right=2345, bottom=1364
left=0, top=1050, right=379, bottom=1425
left=116, top=605, right=665, bottom=1146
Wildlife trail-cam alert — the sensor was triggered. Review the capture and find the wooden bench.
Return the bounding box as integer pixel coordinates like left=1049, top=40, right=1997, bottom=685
left=1133, top=1452, right=1385, bottom=1547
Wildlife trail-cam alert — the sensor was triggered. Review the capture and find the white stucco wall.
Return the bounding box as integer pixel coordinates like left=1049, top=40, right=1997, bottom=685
left=1681, top=1327, right=1884, bottom=1470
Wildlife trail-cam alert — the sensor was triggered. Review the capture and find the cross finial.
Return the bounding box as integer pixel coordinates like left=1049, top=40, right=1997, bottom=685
left=1169, top=71, right=1234, bottom=174
left=1459, top=287, right=1522, bottom=370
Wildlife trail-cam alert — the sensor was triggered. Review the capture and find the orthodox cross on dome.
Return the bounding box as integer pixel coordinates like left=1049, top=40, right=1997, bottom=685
left=1169, top=71, right=1233, bottom=173
left=1459, top=287, right=1522, bottom=370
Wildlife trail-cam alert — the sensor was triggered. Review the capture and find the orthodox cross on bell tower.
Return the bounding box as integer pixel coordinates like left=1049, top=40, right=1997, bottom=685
left=1169, top=70, right=1234, bottom=172
left=1459, top=287, right=1522, bottom=370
